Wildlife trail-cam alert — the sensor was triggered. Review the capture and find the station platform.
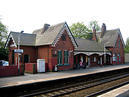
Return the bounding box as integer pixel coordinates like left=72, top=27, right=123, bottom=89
left=0, top=64, right=129, bottom=88
left=99, top=83, right=129, bottom=97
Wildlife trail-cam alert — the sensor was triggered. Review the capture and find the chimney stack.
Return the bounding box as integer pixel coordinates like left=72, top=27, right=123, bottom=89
left=42, top=24, right=50, bottom=33
left=92, top=26, right=97, bottom=41
left=100, top=23, right=106, bottom=38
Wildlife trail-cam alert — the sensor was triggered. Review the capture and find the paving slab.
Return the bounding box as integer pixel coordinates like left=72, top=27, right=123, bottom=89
left=0, top=64, right=129, bottom=88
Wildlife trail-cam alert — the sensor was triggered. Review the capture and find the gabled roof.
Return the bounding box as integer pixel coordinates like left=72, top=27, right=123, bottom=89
left=75, top=38, right=108, bottom=52
left=5, top=22, right=78, bottom=48
left=35, top=22, right=65, bottom=46
left=12, top=32, right=36, bottom=46
left=96, top=29, right=125, bottom=47
left=5, top=32, right=36, bottom=47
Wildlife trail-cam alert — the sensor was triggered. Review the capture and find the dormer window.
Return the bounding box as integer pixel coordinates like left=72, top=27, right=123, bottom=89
left=61, top=34, right=66, bottom=41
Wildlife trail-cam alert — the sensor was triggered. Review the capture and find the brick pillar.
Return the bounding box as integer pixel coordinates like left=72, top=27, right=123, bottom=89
left=48, top=47, right=53, bottom=71
left=92, top=26, right=97, bottom=41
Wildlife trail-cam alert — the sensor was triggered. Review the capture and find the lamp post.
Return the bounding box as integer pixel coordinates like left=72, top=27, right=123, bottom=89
left=18, top=30, right=24, bottom=74
left=104, top=44, right=106, bottom=64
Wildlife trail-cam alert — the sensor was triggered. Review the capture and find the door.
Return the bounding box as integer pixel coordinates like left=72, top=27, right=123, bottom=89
left=24, top=54, right=29, bottom=63
left=37, top=59, right=45, bottom=72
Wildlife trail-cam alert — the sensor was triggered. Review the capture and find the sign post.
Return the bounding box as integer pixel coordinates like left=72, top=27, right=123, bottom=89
left=14, top=49, right=23, bottom=53
left=17, top=31, right=24, bottom=75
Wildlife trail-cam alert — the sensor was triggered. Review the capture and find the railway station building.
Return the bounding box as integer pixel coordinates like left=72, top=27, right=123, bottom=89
left=5, top=22, right=125, bottom=71
left=74, top=24, right=125, bottom=68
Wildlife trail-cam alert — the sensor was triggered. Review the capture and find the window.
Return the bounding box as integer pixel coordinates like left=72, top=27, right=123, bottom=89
left=24, top=54, right=29, bottom=63
left=64, top=50, right=69, bottom=64
left=12, top=50, right=14, bottom=64
left=119, top=40, right=121, bottom=48
left=113, top=54, right=116, bottom=61
left=118, top=54, right=121, bottom=62
left=107, top=55, right=110, bottom=62
left=61, top=34, right=66, bottom=41
left=52, top=50, right=57, bottom=57
left=57, top=51, right=62, bottom=64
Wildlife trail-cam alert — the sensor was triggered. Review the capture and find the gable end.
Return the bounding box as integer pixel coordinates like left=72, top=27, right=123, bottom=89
left=52, top=22, right=78, bottom=48
left=5, top=32, right=17, bottom=48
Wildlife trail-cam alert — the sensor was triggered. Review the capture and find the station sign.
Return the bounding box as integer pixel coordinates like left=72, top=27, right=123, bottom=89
left=14, top=49, right=24, bottom=53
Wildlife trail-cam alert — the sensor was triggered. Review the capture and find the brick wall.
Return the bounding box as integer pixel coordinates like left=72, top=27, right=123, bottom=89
left=8, top=37, right=37, bottom=65
left=0, top=66, right=18, bottom=77
left=107, top=35, right=125, bottom=64
left=37, top=45, right=52, bottom=71
left=20, top=46, right=37, bottom=63
left=8, top=38, right=17, bottom=65
left=52, top=30, right=74, bottom=71
left=25, top=63, right=37, bottom=73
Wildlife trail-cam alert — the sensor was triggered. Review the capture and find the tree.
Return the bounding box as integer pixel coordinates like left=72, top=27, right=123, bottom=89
left=88, top=20, right=100, bottom=32
left=0, top=47, right=8, bottom=61
left=125, top=38, right=129, bottom=53
left=70, top=22, right=92, bottom=39
left=0, top=19, right=8, bottom=61
left=0, top=20, right=8, bottom=48
left=70, top=21, right=100, bottom=39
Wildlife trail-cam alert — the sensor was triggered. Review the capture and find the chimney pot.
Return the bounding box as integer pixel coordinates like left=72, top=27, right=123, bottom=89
left=42, top=23, right=50, bottom=33
left=92, top=26, right=97, bottom=41
left=100, top=23, right=106, bottom=38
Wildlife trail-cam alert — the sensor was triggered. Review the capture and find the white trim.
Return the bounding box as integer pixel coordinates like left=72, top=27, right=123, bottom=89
left=74, top=51, right=111, bottom=56
left=52, top=23, right=77, bottom=48
left=118, top=29, right=125, bottom=47
left=94, top=57, right=96, bottom=62
left=10, top=44, right=16, bottom=47
left=5, top=33, right=17, bottom=48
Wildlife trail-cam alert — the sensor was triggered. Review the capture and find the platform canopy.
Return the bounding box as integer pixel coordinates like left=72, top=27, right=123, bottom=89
left=74, top=38, right=111, bottom=56
left=74, top=51, right=111, bottom=56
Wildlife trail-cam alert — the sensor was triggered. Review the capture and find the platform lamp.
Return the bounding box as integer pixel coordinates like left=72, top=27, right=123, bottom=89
left=104, top=44, right=106, bottom=64
left=18, top=30, right=24, bottom=74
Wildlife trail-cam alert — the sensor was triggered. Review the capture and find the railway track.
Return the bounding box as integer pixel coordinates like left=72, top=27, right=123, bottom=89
left=19, top=68, right=129, bottom=97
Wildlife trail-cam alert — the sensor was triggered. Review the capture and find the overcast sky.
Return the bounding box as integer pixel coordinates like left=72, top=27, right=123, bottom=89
left=0, top=0, right=129, bottom=42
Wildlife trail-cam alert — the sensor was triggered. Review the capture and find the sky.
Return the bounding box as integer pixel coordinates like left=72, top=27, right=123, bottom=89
left=0, top=0, right=129, bottom=42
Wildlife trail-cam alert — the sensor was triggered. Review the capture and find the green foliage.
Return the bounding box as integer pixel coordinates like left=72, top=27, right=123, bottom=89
left=0, top=47, right=8, bottom=61
left=0, top=19, right=8, bottom=60
left=70, top=21, right=100, bottom=39
left=0, top=20, right=8, bottom=48
left=88, top=20, right=100, bottom=31
left=125, top=38, right=129, bottom=53
left=70, top=22, right=92, bottom=39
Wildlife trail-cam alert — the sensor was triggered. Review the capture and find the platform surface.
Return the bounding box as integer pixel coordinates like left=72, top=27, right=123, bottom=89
left=99, top=83, right=129, bottom=97
left=0, top=64, right=129, bottom=88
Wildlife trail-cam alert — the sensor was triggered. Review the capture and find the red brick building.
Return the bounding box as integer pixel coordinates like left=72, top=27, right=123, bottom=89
left=5, top=22, right=125, bottom=71
left=5, top=22, right=78, bottom=71
left=96, top=23, right=125, bottom=65
left=74, top=24, right=125, bottom=68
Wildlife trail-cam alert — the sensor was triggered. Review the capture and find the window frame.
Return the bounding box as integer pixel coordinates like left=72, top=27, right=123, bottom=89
left=64, top=50, right=69, bottom=64
left=57, top=50, right=62, bottom=65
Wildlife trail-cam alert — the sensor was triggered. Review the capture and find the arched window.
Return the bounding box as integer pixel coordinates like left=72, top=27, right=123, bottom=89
left=24, top=54, right=29, bottom=63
